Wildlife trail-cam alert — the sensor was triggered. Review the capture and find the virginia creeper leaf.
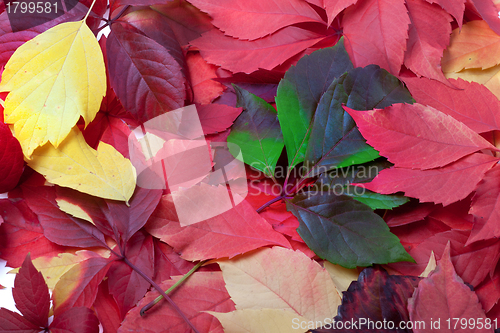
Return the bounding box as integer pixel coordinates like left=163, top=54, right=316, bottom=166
left=404, top=76, right=500, bottom=133
left=13, top=254, right=50, bottom=328
left=27, top=127, right=136, bottom=202
left=197, top=103, right=242, bottom=135
left=408, top=243, right=491, bottom=332
left=345, top=103, right=498, bottom=170
left=107, top=22, right=185, bottom=123
left=276, top=40, right=353, bottom=169
left=119, top=271, right=235, bottom=333
left=314, top=267, right=420, bottom=332
left=187, top=52, right=226, bottom=104
left=0, top=121, right=23, bottom=193
left=146, top=195, right=291, bottom=260
left=0, top=308, right=39, bottom=332
left=287, top=192, right=413, bottom=268
left=425, top=0, right=464, bottom=28
left=50, top=307, right=100, bottom=333
left=93, top=280, right=121, bottom=333
left=404, top=0, right=452, bottom=83
left=361, top=153, right=499, bottom=206
left=191, top=26, right=326, bottom=74
left=227, top=85, right=284, bottom=177
left=186, top=0, right=324, bottom=40
left=343, top=0, right=410, bottom=75
left=216, top=247, right=341, bottom=326
left=442, top=20, right=500, bottom=72
left=0, top=20, right=106, bottom=157
left=468, top=0, right=500, bottom=38
left=469, top=165, right=500, bottom=243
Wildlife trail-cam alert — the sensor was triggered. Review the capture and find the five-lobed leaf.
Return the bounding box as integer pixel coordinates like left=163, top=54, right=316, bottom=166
left=0, top=20, right=106, bottom=157
left=227, top=85, right=284, bottom=178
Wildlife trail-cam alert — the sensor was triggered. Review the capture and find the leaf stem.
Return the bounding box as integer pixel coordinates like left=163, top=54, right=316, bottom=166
left=83, top=0, right=98, bottom=22
left=140, top=260, right=208, bottom=316
left=123, top=257, right=200, bottom=333
left=256, top=195, right=292, bottom=213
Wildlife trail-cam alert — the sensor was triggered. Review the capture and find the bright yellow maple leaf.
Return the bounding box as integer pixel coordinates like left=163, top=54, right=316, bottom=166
left=27, top=126, right=136, bottom=202
left=0, top=19, right=106, bottom=158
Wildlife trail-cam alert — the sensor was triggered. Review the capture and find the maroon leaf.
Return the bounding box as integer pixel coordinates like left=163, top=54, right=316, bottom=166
left=21, top=185, right=108, bottom=249
left=197, top=103, right=242, bottom=135
left=94, top=280, right=122, bottom=333
left=107, top=22, right=186, bottom=123
left=0, top=120, right=23, bottom=193
left=0, top=308, right=39, bottom=332
left=12, top=254, right=50, bottom=328
left=0, top=199, right=65, bottom=267
left=314, top=267, right=420, bottom=332
left=107, top=232, right=154, bottom=318
left=50, top=307, right=99, bottom=333
left=103, top=187, right=162, bottom=246
left=153, top=239, right=195, bottom=284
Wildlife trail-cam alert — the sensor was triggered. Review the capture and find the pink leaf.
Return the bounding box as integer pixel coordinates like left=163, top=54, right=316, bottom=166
left=343, top=0, right=410, bottom=75
left=360, top=153, right=499, bottom=206
left=345, top=104, right=498, bottom=169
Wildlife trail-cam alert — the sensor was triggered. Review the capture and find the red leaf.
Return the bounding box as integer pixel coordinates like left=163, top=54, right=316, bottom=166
left=389, top=230, right=500, bottom=287
left=52, top=256, right=111, bottom=316
left=100, top=117, right=132, bottom=159
left=103, top=187, right=162, bottom=246
left=0, top=121, right=24, bottom=192
left=0, top=199, right=65, bottom=267
left=345, top=104, right=497, bottom=170
left=119, top=271, right=235, bottom=333
left=343, top=0, right=410, bottom=75
left=50, top=307, right=99, bottom=333
left=408, top=243, right=491, bottom=332
left=107, top=22, right=186, bottom=123
left=403, top=77, right=500, bottom=133
left=404, top=0, right=452, bottom=83
left=323, top=0, right=358, bottom=26
left=146, top=196, right=291, bottom=260
left=197, top=103, right=242, bottom=135
left=13, top=254, right=50, bottom=328
left=360, top=153, right=499, bottom=206
left=0, top=308, right=39, bottom=333
left=21, top=185, right=108, bottom=249
left=93, top=280, right=122, bottom=333
left=191, top=27, right=326, bottom=74
left=385, top=201, right=437, bottom=227
left=107, top=232, right=154, bottom=318
left=475, top=265, right=500, bottom=313
left=186, top=0, right=324, bottom=40
left=469, top=165, right=500, bottom=244
left=469, top=0, right=500, bottom=36
left=152, top=239, right=195, bottom=284
left=187, top=52, right=226, bottom=104
left=425, top=0, right=465, bottom=28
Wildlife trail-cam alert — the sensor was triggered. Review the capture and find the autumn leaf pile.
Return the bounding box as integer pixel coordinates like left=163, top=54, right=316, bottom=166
left=2, top=0, right=500, bottom=332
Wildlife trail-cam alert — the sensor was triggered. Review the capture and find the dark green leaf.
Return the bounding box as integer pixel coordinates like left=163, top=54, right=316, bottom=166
left=276, top=38, right=353, bottom=169
left=303, top=75, right=379, bottom=177
left=287, top=193, right=413, bottom=268
left=344, top=65, right=415, bottom=111
left=227, top=85, right=284, bottom=177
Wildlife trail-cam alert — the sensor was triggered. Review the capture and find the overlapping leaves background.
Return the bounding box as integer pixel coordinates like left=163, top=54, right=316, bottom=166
left=1, top=0, right=500, bottom=332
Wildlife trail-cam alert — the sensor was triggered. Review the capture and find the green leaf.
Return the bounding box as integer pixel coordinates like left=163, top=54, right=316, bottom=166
left=276, top=38, right=353, bottom=169
left=287, top=193, right=413, bottom=268
left=343, top=65, right=415, bottom=110
left=227, top=85, right=284, bottom=177
left=303, top=75, right=379, bottom=177
left=344, top=188, right=409, bottom=210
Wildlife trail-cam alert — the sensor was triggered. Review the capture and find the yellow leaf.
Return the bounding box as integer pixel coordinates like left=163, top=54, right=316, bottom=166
left=208, top=309, right=309, bottom=333
left=445, top=65, right=500, bottom=100
left=323, top=261, right=359, bottom=298
left=0, top=20, right=106, bottom=158
left=56, top=199, right=94, bottom=225
left=27, top=126, right=136, bottom=202
left=217, top=247, right=340, bottom=327
left=441, top=20, right=500, bottom=73
left=419, top=251, right=437, bottom=278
